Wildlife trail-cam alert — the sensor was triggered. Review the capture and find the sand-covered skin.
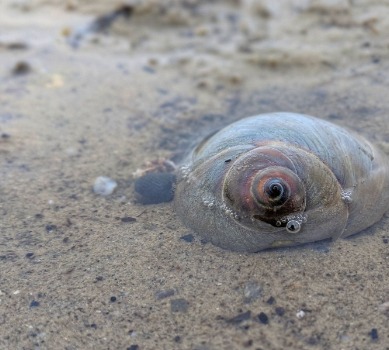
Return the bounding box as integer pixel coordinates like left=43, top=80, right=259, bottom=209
left=0, top=1, right=388, bottom=349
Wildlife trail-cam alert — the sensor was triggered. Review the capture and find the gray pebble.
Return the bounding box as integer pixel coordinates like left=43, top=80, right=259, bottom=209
left=155, top=289, right=175, bottom=300
left=170, top=298, right=189, bottom=313
left=226, top=311, right=251, bottom=325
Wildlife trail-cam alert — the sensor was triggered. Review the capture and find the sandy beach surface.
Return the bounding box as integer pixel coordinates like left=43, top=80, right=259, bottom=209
left=0, top=0, right=388, bottom=349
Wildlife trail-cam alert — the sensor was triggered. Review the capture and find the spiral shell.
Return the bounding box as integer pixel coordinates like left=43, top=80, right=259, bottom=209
left=174, top=113, right=389, bottom=252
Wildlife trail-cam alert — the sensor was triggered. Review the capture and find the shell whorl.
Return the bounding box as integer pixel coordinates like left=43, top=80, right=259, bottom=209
left=222, top=146, right=306, bottom=229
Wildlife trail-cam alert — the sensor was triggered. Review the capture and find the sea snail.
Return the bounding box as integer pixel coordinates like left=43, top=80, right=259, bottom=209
left=174, top=113, right=389, bottom=252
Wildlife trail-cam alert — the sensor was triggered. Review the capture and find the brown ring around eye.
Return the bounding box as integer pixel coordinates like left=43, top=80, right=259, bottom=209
left=250, top=166, right=306, bottom=220
left=258, top=178, right=289, bottom=207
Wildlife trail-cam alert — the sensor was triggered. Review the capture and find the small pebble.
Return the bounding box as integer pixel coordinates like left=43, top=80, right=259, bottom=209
left=296, top=310, right=305, bottom=319
left=25, top=252, right=34, bottom=259
left=155, top=289, right=175, bottom=300
left=12, top=61, right=32, bottom=75
left=45, top=224, right=57, bottom=232
left=369, top=328, right=378, bottom=341
left=121, top=216, right=136, bottom=223
left=256, top=312, right=269, bottom=324
left=266, top=296, right=275, bottom=305
left=275, top=307, right=285, bottom=316
left=134, top=172, right=176, bottom=204
left=127, top=346, right=139, bottom=350
left=170, top=298, right=189, bottom=313
left=180, top=234, right=194, bottom=243
left=174, top=335, right=181, bottom=342
left=30, top=300, right=40, bottom=308
left=226, top=311, right=251, bottom=325
left=93, top=176, right=117, bottom=196
left=110, top=296, right=117, bottom=302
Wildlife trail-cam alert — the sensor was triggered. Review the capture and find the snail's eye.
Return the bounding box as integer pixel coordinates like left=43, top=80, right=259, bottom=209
left=264, top=179, right=288, bottom=205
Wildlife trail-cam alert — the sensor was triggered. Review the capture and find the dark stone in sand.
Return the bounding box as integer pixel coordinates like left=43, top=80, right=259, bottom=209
left=30, top=300, right=40, bottom=308
left=25, top=252, right=34, bottom=259
left=45, top=224, right=57, bottom=232
left=121, top=216, right=136, bottom=223
left=127, top=346, right=139, bottom=350
left=170, top=298, right=189, bottom=313
left=180, top=234, right=194, bottom=243
left=275, top=307, right=285, bottom=316
left=135, top=172, right=176, bottom=204
left=369, top=328, right=378, bottom=341
left=12, top=61, right=32, bottom=75
left=155, top=289, right=175, bottom=300
left=226, top=311, right=251, bottom=325
left=256, top=312, right=269, bottom=325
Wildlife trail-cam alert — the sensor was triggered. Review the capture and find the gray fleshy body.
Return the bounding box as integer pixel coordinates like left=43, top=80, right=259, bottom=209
left=174, top=113, right=389, bottom=252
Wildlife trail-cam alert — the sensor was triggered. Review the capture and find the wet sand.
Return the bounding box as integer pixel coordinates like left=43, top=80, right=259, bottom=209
left=0, top=1, right=388, bottom=349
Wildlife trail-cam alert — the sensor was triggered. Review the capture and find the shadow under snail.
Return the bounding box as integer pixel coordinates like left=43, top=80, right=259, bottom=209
left=174, top=113, right=389, bottom=252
